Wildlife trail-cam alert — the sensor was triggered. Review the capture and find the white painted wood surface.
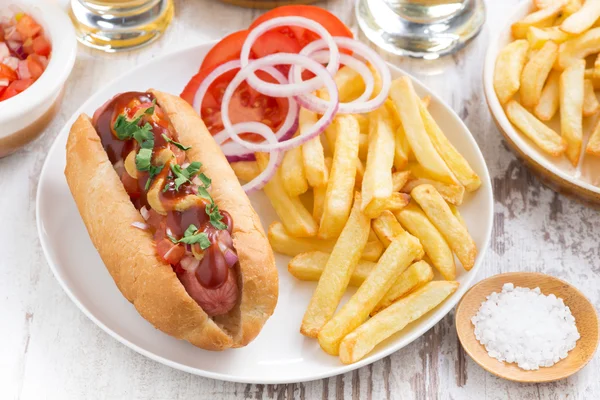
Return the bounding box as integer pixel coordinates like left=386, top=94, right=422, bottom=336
left=1, top=0, right=599, bottom=398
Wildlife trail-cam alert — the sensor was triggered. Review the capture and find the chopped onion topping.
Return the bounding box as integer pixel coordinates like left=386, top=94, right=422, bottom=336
left=131, top=221, right=149, bottom=231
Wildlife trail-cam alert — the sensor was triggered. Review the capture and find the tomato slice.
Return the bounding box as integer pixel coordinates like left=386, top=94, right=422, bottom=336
left=16, top=15, right=42, bottom=39
left=200, top=30, right=249, bottom=73
left=0, top=79, right=34, bottom=101
left=32, top=36, right=51, bottom=57
left=0, top=64, right=18, bottom=82
left=26, top=55, right=45, bottom=80
left=249, top=5, right=353, bottom=47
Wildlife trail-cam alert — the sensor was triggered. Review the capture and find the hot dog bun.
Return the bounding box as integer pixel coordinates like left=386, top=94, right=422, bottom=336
left=65, top=90, right=278, bottom=350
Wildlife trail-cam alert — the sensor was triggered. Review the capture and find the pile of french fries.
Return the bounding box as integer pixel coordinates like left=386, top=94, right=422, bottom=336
left=495, top=0, right=600, bottom=164
left=232, top=70, right=482, bottom=364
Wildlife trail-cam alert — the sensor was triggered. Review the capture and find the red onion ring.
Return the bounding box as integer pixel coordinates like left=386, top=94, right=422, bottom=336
left=221, top=53, right=339, bottom=153
left=240, top=16, right=340, bottom=97
left=290, top=37, right=391, bottom=114
left=193, top=60, right=299, bottom=147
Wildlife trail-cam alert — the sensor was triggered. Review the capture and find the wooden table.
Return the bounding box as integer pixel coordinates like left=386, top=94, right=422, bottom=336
left=2, top=0, right=599, bottom=398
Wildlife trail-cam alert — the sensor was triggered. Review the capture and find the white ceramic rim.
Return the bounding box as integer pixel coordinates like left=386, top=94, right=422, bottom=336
left=36, top=42, right=494, bottom=384
left=483, top=0, right=600, bottom=196
left=0, top=0, right=77, bottom=120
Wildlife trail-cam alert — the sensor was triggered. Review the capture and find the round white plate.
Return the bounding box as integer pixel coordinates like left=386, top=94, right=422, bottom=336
left=483, top=0, right=600, bottom=198
left=37, top=42, right=493, bottom=384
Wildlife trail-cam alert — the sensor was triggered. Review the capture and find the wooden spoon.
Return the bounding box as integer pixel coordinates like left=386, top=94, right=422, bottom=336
left=455, top=272, right=599, bottom=383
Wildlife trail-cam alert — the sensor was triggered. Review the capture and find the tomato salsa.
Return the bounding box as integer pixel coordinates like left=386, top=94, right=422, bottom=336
left=93, top=92, right=239, bottom=316
left=0, top=9, right=51, bottom=102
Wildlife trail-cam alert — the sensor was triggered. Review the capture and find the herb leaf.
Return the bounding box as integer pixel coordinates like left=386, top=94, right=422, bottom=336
left=171, top=224, right=212, bottom=249
left=145, top=164, right=164, bottom=191
left=197, top=186, right=211, bottom=202
left=162, top=133, right=191, bottom=151
left=114, top=114, right=143, bottom=141
left=135, top=148, right=153, bottom=171
left=206, top=202, right=227, bottom=230
left=133, top=123, right=153, bottom=145
left=170, top=162, right=202, bottom=191
left=145, top=99, right=157, bottom=115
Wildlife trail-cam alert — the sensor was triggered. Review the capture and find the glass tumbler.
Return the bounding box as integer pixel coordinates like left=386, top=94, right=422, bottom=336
left=69, top=0, right=174, bottom=52
left=355, top=0, right=485, bottom=59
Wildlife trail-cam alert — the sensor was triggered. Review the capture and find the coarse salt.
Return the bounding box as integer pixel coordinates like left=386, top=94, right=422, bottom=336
left=471, top=283, right=580, bottom=370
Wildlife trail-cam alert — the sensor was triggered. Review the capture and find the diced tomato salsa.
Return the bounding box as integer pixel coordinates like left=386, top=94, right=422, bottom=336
left=0, top=10, right=51, bottom=102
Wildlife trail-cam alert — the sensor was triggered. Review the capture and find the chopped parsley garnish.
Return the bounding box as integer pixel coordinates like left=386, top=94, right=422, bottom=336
left=168, top=161, right=202, bottom=191
left=145, top=99, right=157, bottom=115
left=168, top=224, right=212, bottom=250
left=162, top=134, right=191, bottom=151
left=145, top=164, right=164, bottom=191
left=114, top=114, right=153, bottom=144
left=206, top=202, right=228, bottom=230
left=135, top=148, right=153, bottom=171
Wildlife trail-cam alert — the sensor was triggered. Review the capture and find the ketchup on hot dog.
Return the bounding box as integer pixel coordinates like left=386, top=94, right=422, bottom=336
left=93, top=92, right=239, bottom=316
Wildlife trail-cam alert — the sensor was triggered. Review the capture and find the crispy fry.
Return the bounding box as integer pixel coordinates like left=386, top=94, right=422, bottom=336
left=520, top=40, right=558, bottom=108
left=511, top=1, right=565, bottom=39
left=379, top=192, right=411, bottom=212
left=527, top=26, right=572, bottom=49
left=319, top=115, right=360, bottom=239
left=418, top=99, right=481, bottom=191
left=355, top=114, right=369, bottom=134
left=231, top=161, right=260, bottom=182
left=394, top=124, right=411, bottom=170
left=558, top=27, right=600, bottom=69
left=362, top=108, right=395, bottom=218
left=301, top=193, right=371, bottom=338
left=372, top=210, right=405, bottom=247
left=390, top=77, right=456, bottom=184
left=585, top=68, right=600, bottom=89
left=586, top=118, right=600, bottom=155
left=288, top=251, right=376, bottom=287
left=300, top=108, right=328, bottom=187
left=560, top=0, right=600, bottom=34
left=534, top=0, right=563, bottom=8
left=494, top=40, right=530, bottom=104
left=318, top=65, right=366, bottom=103
left=371, top=260, right=434, bottom=315
left=534, top=69, right=561, bottom=121
left=411, top=184, right=477, bottom=270
left=358, top=133, right=369, bottom=160
left=421, top=95, right=431, bottom=108
left=559, top=59, right=585, bottom=165
left=257, top=153, right=317, bottom=237
left=355, top=157, right=365, bottom=189
left=395, top=201, right=456, bottom=280
left=401, top=178, right=465, bottom=206
left=339, top=281, right=459, bottom=364
left=583, top=79, right=600, bottom=117
left=280, top=144, right=309, bottom=197
left=313, top=157, right=332, bottom=223
left=317, top=232, right=423, bottom=355
left=391, top=171, right=411, bottom=192
left=506, top=100, right=567, bottom=157
left=268, top=221, right=384, bottom=261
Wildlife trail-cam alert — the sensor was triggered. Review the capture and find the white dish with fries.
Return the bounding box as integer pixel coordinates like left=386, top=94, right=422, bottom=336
left=484, top=0, right=600, bottom=202
left=37, top=35, right=492, bottom=383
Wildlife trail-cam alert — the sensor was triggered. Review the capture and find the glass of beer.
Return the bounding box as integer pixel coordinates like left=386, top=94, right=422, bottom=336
left=356, top=0, right=485, bottom=59
left=69, top=0, right=174, bottom=52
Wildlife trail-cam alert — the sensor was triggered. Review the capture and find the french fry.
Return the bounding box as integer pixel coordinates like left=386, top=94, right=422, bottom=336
left=355, top=157, right=365, bottom=189
left=494, top=40, right=530, bottom=104
left=301, top=193, right=371, bottom=338
left=560, top=0, right=600, bottom=34
left=339, top=281, right=459, bottom=364
left=534, top=0, right=564, bottom=8
left=417, top=99, right=481, bottom=191
left=511, top=1, right=565, bottom=39
left=231, top=161, right=260, bottom=182
left=395, top=201, right=456, bottom=280
left=319, top=115, right=360, bottom=239
left=355, top=114, right=369, bottom=134
left=559, top=59, right=585, bottom=165
left=358, top=133, right=369, bottom=160
left=558, top=27, right=600, bottom=69
left=257, top=153, right=317, bottom=237
left=318, top=65, right=366, bottom=102
left=361, top=108, right=395, bottom=218
left=506, top=100, right=567, bottom=157
left=534, top=69, right=561, bottom=121
left=300, top=108, right=328, bottom=187
left=372, top=210, right=405, bottom=247
left=371, top=260, right=434, bottom=316
left=280, top=145, right=309, bottom=197
left=317, top=232, right=423, bottom=355
left=594, top=54, right=600, bottom=81
left=391, top=171, right=411, bottom=192
left=421, top=95, right=431, bottom=109
left=389, top=77, right=456, bottom=184
left=586, top=118, right=600, bottom=155
left=583, top=79, right=600, bottom=117
left=394, top=124, right=410, bottom=170
left=288, top=251, right=376, bottom=287
left=527, top=26, right=572, bottom=49
left=268, top=221, right=384, bottom=261
left=585, top=68, right=600, bottom=89
left=378, top=192, right=411, bottom=213
left=313, top=158, right=332, bottom=223
left=401, top=178, right=465, bottom=206
left=520, top=40, right=558, bottom=109
left=411, top=185, right=477, bottom=270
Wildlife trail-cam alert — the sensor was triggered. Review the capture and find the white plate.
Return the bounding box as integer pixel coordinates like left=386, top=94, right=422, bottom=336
left=483, top=0, right=600, bottom=198
left=36, top=42, right=493, bottom=384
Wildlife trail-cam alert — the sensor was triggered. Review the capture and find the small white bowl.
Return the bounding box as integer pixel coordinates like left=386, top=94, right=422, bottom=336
left=483, top=0, right=600, bottom=203
left=0, top=0, right=76, bottom=157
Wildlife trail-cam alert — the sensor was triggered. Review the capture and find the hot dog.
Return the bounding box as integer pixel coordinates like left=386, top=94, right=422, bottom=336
left=65, top=90, right=278, bottom=350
